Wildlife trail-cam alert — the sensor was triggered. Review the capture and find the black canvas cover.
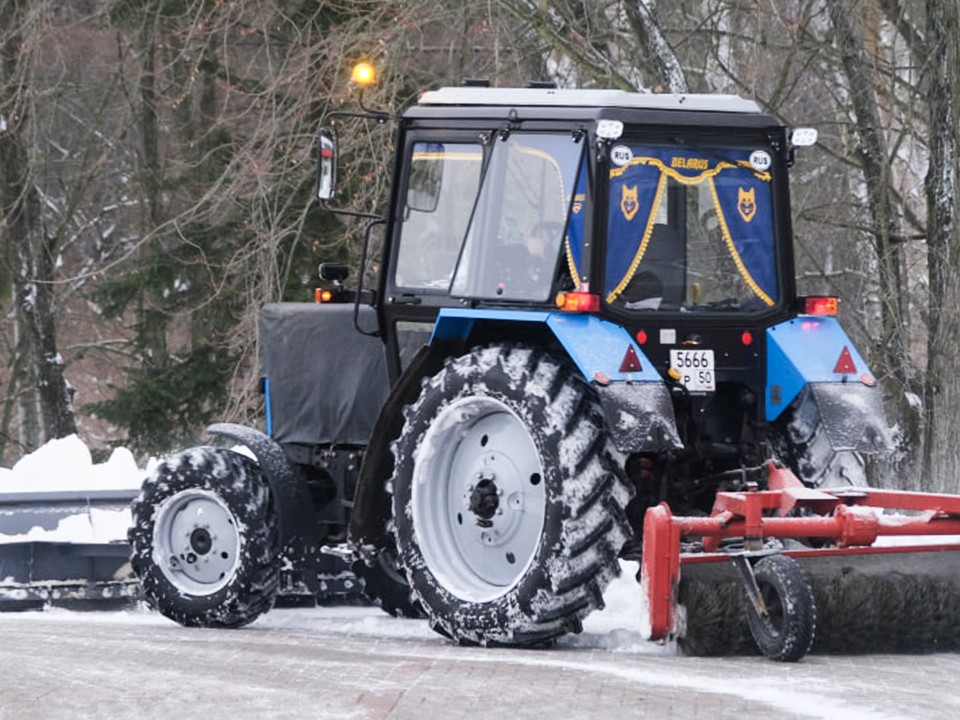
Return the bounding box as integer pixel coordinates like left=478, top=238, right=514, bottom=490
left=260, top=303, right=390, bottom=446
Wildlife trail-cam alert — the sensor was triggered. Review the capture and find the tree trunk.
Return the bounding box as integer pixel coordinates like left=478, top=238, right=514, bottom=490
left=922, top=0, right=960, bottom=492
left=0, top=0, right=77, bottom=448
left=827, top=1, right=920, bottom=485
left=624, top=1, right=688, bottom=93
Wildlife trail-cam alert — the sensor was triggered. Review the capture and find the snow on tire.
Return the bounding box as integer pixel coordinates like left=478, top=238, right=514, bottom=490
left=390, top=345, right=633, bottom=646
left=129, top=447, right=280, bottom=628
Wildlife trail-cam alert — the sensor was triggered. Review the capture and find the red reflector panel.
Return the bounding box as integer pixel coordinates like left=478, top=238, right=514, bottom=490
left=802, top=296, right=839, bottom=316
left=834, top=346, right=857, bottom=374
left=620, top=346, right=643, bottom=373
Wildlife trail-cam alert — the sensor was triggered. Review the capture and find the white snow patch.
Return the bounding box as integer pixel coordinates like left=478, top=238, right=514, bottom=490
left=564, top=560, right=671, bottom=654
left=0, top=435, right=150, bottom=544
left=1, top=435, right=146, bottom=493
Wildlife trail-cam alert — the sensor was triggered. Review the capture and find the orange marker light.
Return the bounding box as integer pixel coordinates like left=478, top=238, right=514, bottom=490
left=351, top=62, right=377, bottom=86
left=555, top=291, right=600, bottom=313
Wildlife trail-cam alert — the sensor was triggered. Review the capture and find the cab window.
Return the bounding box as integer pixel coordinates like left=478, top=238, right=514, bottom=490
left=605, top=143, right=777, bottom=312
left=394, top=142, right=482, bottom=290
left=451, top=133, right=584, bottom=302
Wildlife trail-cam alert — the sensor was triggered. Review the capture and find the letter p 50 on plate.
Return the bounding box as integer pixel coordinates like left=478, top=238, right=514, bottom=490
left=670, top=349, right=715, bottom=393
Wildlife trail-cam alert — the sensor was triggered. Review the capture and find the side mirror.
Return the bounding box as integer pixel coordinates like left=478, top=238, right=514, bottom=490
left=406, top=149, right=444, bottom=213
left=317, top=130, right=337, bottom=200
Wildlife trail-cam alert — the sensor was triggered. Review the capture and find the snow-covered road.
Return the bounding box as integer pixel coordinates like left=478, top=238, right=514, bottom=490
left=4, top=438, right=960, bottom=719
left=2, top=602, right=958, bottom=720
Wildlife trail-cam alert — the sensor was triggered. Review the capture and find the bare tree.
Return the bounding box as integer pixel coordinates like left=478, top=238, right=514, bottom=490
left=0, top=1, right=77, bottom=457
left=921, top=0, right=960, bottom=490
left=825, top=1, right=921, bottom=480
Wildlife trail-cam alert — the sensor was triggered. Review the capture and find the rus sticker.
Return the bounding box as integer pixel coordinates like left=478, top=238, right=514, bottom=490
left=610, top=145, right=633, bottom=167
left=749, top=150, right=772, bottom=172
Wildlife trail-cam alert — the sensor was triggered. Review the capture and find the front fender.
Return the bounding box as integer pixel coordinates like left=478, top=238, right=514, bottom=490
left=207, top=423, right=319, bottom=581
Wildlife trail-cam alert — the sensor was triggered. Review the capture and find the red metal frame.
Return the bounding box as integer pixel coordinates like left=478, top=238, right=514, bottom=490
left=641, top=462, right=960, bottom=642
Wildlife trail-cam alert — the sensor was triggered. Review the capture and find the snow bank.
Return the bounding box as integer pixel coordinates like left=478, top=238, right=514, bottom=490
left=0, top=435, right=147, bottom=493
left=0, top=435, right=148, bottom=544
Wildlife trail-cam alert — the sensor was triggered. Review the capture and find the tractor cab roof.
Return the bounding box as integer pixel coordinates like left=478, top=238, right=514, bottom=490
left=416, top=87, right=763, bottom=115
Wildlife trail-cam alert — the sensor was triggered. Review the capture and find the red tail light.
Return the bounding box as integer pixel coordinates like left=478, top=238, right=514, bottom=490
left=801, top=296, right=838, bottom=316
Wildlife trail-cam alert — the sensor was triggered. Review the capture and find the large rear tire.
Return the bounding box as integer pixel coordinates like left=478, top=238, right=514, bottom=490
left=390, top=345, right=632, bottom=646
left=777, top=388, right=867, bottom=489
left=129, top=447, right=280, bottom=628
left=352, top=546, right=424, bottom=618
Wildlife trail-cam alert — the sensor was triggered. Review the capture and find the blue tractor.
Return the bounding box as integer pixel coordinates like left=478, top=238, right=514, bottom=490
left=130, top=76, right=933, bottom=661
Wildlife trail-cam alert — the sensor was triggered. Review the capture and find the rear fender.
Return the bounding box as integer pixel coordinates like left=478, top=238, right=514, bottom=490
left=766, top=317, right=890, bottom=451
left=347, top=344, right=451, bottom=555
left=207, top=423, right=319, bottom=587
left=433, top=308, right=681, bottom=453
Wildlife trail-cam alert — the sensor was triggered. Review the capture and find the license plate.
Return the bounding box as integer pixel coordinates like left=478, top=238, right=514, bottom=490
left=670, top=349, right=716, bottom=393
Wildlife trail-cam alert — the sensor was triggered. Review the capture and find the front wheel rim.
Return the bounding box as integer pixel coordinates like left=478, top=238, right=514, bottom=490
left=411, top=396, right=546, bottom=603
left=152, top=489, right=241, bottom=596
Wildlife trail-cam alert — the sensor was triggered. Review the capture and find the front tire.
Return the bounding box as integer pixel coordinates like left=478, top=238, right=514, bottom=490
left=391, top=345, right=632, bottom=646
left=129, top=447, right=280, bottom=628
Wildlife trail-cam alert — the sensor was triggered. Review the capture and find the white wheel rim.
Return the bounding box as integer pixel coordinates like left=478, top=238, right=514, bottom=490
left=411, top=396, right=546, bottom=602
left=152, top=489, right=241, bottom=596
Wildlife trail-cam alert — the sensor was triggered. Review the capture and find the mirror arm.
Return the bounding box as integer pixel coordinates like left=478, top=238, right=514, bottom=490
left=319, top=201, right=384, bottom=222
left=353, top=218, right=385, bottom=338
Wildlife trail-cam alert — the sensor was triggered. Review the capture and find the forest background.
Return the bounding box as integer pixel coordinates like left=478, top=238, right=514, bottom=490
left=2, top=0, right=959, bottom=491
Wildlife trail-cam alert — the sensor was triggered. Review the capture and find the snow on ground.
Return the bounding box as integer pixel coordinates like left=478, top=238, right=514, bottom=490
left=2, top=435, right=959, bottom=654
left=5, top=440, right=960, bottom=719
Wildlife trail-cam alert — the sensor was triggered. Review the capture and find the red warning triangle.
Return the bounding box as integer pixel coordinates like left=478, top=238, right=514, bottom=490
left=833, top=346, right=857, bottom=374
left=620, top=346, right=643, bottom=373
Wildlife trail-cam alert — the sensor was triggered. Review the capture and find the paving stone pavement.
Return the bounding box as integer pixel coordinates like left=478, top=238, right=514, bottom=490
left=1, top=608, right=957, bottom=720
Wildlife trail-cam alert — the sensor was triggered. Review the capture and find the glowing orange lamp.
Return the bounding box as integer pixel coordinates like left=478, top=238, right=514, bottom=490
left=351, top=62, right=377, bottom=86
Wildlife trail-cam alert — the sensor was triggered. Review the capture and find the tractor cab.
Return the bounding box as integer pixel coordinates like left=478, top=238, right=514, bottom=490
left=355, top=90, right=815, bottom=481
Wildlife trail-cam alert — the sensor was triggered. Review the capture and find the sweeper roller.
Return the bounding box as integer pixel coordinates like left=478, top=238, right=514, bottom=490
left=642, top=462, right=960, bottom=660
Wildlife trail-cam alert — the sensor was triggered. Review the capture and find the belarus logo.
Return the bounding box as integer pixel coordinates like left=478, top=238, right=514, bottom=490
left=572, top=193, right=585, bottom=215
left=738, top=187, right=756, bottom=223
left=621, top=185, right=639, bottom=221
